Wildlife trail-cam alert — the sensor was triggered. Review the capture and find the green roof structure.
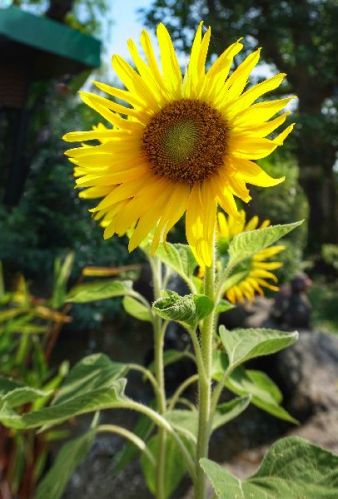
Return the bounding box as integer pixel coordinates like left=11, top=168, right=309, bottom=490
left=0, top=6, right=102, bottom=205
left=0, top=6, right=101, bottom=80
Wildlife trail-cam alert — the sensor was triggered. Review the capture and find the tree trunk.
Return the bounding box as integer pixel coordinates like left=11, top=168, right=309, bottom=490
left=299, top=167, right=338, bottom=248
left=296, top=99, right=338, bottom=247
left=46, top=0, right=74, bottom=22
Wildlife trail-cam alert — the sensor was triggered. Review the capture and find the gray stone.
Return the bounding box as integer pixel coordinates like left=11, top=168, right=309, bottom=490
left=274, top=330, right=338, bottom=418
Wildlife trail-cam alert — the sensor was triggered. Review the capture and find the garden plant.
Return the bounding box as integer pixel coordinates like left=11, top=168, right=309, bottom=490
left=1, top=22, right=338, bottom=499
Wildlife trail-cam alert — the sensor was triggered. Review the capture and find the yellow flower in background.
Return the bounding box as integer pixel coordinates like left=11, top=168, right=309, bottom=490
left=63, top=23, right=294, bottom=267
left=218, top=211, right=285, bottom=303
left=217, top=209, right=270, bottom=241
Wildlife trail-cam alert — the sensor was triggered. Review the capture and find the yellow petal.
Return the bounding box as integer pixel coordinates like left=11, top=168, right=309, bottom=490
left=80, top=91, right=146, bottom=121
left=95, top=177, right=149, bottom=211
left=232, top=158, right=285, bottom=187
left=245, top=215, right=259, bottom=231
left=273, top=123, right=295, bottom=145
left=128, top=185, right=173, bottom=251
left=250, top=269, right=278, bottom=282
left=232, top=97, right=295, bottom=127
left=256, top=261, right=283, bottom=270
left=184, top=23, right=211, bottom=98
left=127, top=38, right=167, bottom=104
left=140, top=29, right=165, bottom=88
left=204, top=40, right=243, bottom=100
left=223, top=48, right=261, bottom=102
left=254, top=245, right=285, bottom=260
left=260, top=219, right=271, bottom=229
left=228, top=175, right=252, bottom=202
left=79, top=186, right=112, bottom=199
left=230, top=135, right=278, bottom=160
left=217, top=211, right=230, bottom=239
left=112, top=55, right=161, bottom=109
left=93, top=80, right=145, bottom=108
left=256, top=278, right=279, bottom=292
left=63, top=129, right=115, bottom=143
left=152, top=183, right=189, bottom=251
left=235, top=112, right=290, bottom=138
left=226, top=73, right=286, bottom=115
left=157, top=24, right=182, bottom=97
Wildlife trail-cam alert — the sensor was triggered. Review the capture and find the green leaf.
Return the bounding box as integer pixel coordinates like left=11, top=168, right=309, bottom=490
left=0, top=354, right=129, bottom=430
left=0, top=308, right=25, bottom=323
left=35, top=430, right=95, bottom=499
left=53, top=353, right=128, bottom=405
left=0, top=387, right=50, bottom=409
left=212, top=396, right=251, bottom=431
left=165, top=409, right=199, bottom=443
left=0, top=376, right=23, bottom=395
left=228, top=221, right=303, bottom=268
left=140, top=432, right=191, bottom=498
left=219, top=326, right=298, bottom=369
left=155, top=243, right=197, bottom=288
left=228, top=368, right=295, bottom=423
left=153, top=290, right=213, bottom=327
left=212, top=353, right=296, bottom=423
left=216, top=299, right=235, bottom=314
left=201, top=436, right=338, bottom=498
left=52, top=252, right=75, bottom=308
left=66, top=280, right=133, bottom=303
left=0, top=379, right=127, bottom=430
left=122, top=296, right=152, bottom=322
left=165, top=401, right=250, bottom=441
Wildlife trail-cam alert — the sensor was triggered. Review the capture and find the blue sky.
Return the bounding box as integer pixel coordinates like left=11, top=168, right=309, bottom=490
left=108, top=0, right=152, bottom=59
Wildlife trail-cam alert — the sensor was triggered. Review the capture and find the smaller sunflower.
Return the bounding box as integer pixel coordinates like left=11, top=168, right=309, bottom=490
left=217, top=211, right=284, bottom=303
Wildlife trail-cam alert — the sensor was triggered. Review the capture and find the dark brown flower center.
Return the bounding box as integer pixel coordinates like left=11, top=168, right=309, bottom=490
left=142, top=99, right=229, bottom=184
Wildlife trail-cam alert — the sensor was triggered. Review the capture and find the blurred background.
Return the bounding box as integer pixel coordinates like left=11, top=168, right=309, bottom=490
left=0, top=1, right=337, bottom=498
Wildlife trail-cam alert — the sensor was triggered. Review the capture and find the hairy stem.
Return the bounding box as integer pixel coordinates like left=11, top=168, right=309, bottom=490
left=97, top=424, right=155, bottom=466
left=117, top=399, right=196, bottom=480
left=150, top=256, right=167, bottom=499
left=168, top=374, right=199, bottom=410
left=126, top=363, right=159, bottom=399
left=196, top=246, right=216, bottom=499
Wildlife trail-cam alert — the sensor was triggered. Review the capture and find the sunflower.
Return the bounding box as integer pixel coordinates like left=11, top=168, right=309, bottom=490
left=63, top=23, right=294, bottom=267
left=217, top=211, right=285, bottom=303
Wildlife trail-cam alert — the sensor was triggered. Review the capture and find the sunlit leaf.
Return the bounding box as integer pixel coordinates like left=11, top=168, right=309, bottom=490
left=66, top=280, right=133, bottom=303
left=228, top=221, right=303, bottom=268
left=123, top=296, right=152, bottom=322
left=201, top=437, right=338, bottom=498
left=212, top=352, right=296, bottom=423
left=219, top=326, right=298, bottom=369
left=155, top=243, right=197, bottom=288
left=213, top=396, right=251, bottom=431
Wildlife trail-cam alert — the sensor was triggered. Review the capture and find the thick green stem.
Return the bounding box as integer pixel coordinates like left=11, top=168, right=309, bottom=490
left=150, top=256, right=167, bottom=499
left=196, top=249, right=216, bottom=499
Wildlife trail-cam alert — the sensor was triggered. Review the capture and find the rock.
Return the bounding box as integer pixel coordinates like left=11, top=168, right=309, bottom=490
left=220, top=297, right=273, bottom=329
left=273, top=330, right=338, bottom=419
left=63, top=433, right=152, bottom=499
